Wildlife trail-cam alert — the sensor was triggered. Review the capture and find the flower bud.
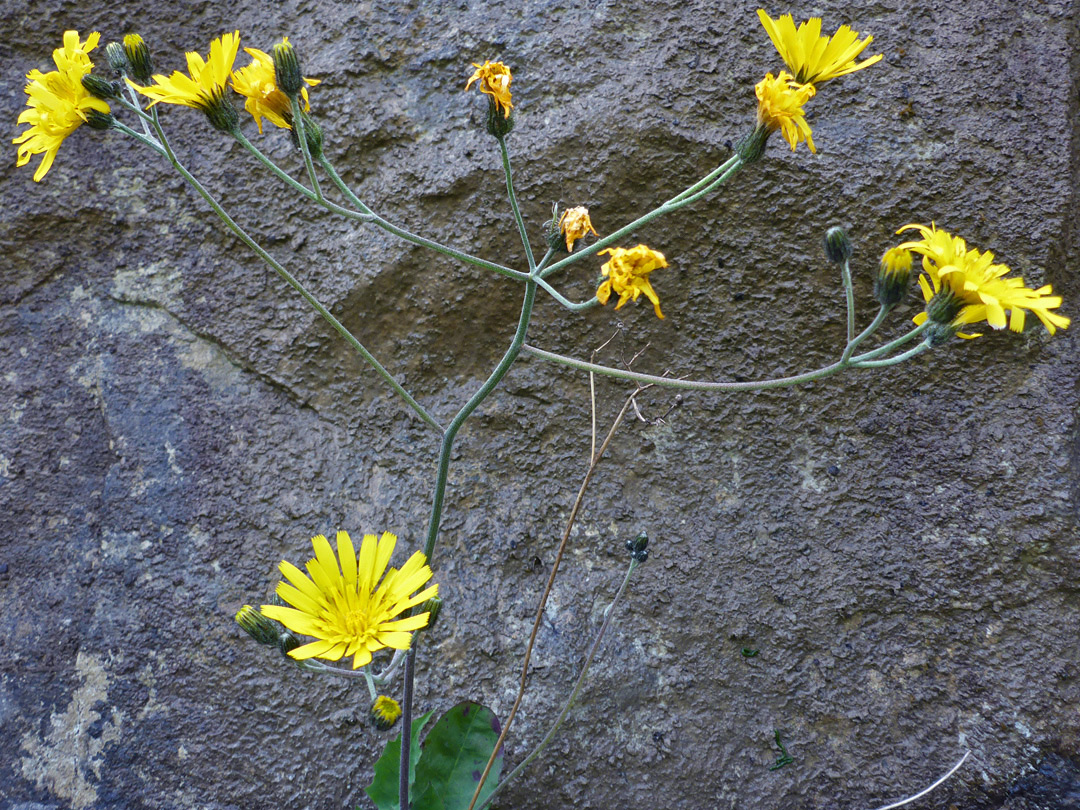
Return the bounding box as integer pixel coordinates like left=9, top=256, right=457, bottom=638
left=545, top=203, right=563, bottom=251
left=235, top=605, right=280, bottom=645
left=823, top=227, right=852, bottom=264
left=925, top=321, right=957, bottom=347
left=625, top=531, right=649, bottom=563
left=289, top=111, right=323, bottom=158
left=875, top=247, right=912, bottom=307
left=122, top=34, right=154, bottom=85
left=370, top=696, right=403, bottom=731
left=85, top=109, right=116, bottom=130
left=105, top=41, right=129, bottom=75
left=272, top=38, right=303, bottom=97
left=82, top=74, right=121, bottom=101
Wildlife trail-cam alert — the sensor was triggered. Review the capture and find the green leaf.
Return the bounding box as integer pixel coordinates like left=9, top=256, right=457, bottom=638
left=412, top=702, right=503, bottom=810
left=365, top=709, right=436, bottom=810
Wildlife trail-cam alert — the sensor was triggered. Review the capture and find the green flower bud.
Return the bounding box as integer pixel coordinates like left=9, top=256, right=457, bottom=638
left=122, top=34, right=154, bottom=85
left=289, top=111, right=323, bottom=159
left=85, top=109, right=116, bottom=130
left=925, top=321, right=957, bottom=347
left=272, top=38, right=303, bottom=97
left=81, top=74, right=121, bottom=101
left=823, top=227, right=852, bottom=264
left=625, top=531, right=649, bottom=563
left=418, top=595, right=442, bottom=632
left=278, top=629, right=302, bottom=658
left=105, top=41, right=129, bottom=76
left=235, top=605, right=280, bottom=645
left=200, top=88, right=240, bottom=133
left=925, top=287, right=964, bottom=325
left=545, top=203, right=564, bottom=252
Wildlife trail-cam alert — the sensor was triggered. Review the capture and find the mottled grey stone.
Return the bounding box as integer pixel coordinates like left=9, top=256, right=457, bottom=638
left=2, top=1, right=1078, bottom=809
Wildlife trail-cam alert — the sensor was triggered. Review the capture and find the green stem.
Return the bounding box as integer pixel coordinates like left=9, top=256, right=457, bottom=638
left=663, top=154, right=741, bottom=206
left=854, top=320, right=930, bottom=361
left=477, top=558, right=639, bottom=810
left=499, top=136, right=536, bottom=271
left=120, top=86, right=156, bottom=139
left=290, top=96, right=322, bottom=199
left=521, top=322, right=933, bottom=392
left=841, top=258, right=855, bottom=345
left=534, top=275, right=600, bottom=311
left=147, top=110, right=441, bottom=433
left=852, top=340, right=932, bottom=368
left=842, top=306, right=889, bottom=363
left=538, top=157, right=744, bottom=280
left=111, top=119, right=166, bottom=157
left=319, top=157, right=532, bottom=283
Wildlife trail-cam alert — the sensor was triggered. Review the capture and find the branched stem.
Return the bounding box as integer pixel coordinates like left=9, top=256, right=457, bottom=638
left=145, top=110, right=441, bottom=432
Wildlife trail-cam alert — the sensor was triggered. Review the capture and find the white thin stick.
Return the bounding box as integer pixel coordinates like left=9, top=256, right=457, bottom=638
left=867, top=751, right=970, bottom=810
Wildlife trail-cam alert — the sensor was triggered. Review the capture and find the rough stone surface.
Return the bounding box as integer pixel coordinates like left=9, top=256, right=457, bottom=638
left=2, top=1, right=1079, bottom=809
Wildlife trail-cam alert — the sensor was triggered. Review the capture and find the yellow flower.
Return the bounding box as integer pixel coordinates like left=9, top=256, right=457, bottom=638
left=597, top=245, right=668, bottom=319
left=131, top=31, right=240, bottom=128
left=261, top=530, right=438, bottom=669
left=231, top=39, right=321, bottom=133
left=755, top=71, right=816, bottom=153
left=897, top=223, right=1069, bottom=337
left=558, top=206, right=598, bottom=252
left=14, top=31, right=110, bottom=182
left=466, top=60, right=513, bottom=118
left=757, top=10, right=883, bottom=85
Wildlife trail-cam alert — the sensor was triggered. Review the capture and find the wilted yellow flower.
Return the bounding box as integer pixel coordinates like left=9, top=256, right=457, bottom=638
left=757, top=10, right=883, bottom=85
left=14, top=31, right=110, bottom=182
left=261, top=530, right=438, bottom=669
left=131, top=31, right=240, bottom=129
left=466, top=60, right=513, bottom=118
left=597, top=245, right=668, bottom=319
left=231, top=39, right=320, bottom=133
left=897, top=223, right=1069, bottom=337
left=558, top=206, right=598, bottom=252
left=755, top=71, right=816, bottom=153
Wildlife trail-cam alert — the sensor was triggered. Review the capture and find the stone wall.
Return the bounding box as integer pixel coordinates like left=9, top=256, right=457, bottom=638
left=2, top=1, right=1078, bottom=808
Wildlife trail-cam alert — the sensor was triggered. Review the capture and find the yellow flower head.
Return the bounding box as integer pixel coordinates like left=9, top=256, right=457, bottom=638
left=597, top=244, right=668, bottom=319
left=755, top=71, right=816, bottom=153
left=466, top=60, right=513, bottom=118
left=131, top=31, right=240, bottom=127
left=261, top=530, right=437, bottom=669
left=14, top=31, right=110, bottom=182
left=757, top=10, right=883, bottom=85
left=231, top=38, right=321, bottom=133
left=558, top=206, right=598, bottom=252
left=897, top=223, right=1069, bottom=337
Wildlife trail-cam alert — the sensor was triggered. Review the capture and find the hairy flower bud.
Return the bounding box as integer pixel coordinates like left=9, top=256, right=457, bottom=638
left=735, top=124, right=769, bottom=165
left=823, top=226, right=852, bottom=264
left=235, top=605, right=280, bottom=645
left=485, top=98, right=515, bottom=139
left=84, top=109, right=116, bottom=131
left=625, top=531, right=649, bottom=563
left=289, top=111, right=324, bottom=158
left=875, top=247, right=913, bottom=307
left=105, top=41, right=129, bottom=75
left=272, top=39, right=303, bottom=97
left=82, top=74, right=121, bottom=101
left=122, top=34, right=154, bottom=85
